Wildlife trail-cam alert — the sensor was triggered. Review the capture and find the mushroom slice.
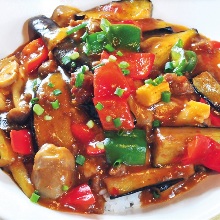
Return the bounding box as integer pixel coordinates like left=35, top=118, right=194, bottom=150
left=0, top=56, right=19, bottom=88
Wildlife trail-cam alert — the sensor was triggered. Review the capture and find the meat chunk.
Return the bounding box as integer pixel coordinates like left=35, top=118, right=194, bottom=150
left=31, top=143, right=75, bottom=199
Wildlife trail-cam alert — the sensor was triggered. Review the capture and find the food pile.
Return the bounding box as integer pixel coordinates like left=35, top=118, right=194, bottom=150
left=0, top=0, right=220, bottom=214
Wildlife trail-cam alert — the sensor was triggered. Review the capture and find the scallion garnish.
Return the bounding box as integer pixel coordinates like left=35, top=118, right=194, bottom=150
left=30, top=97, right=39, bottom=105
left=66, top=22, right=88, bottom=36
left=106, top=115, right=112, bottom=122
left=114, top=87, right=125, bottom=97
left=161, top=91, right=171, bottom=103
left=51, top=100, right=60, bottom=110
left=62, top=185, right=69, bottom=191
left=86, top=120, right=95, bottom=129
left=116, top=50, right=123, bottom=57
left=96, top=141, right=105, bottom=149
left=145, top=75, right=164, bottom=86
left=121, top=69, right=130, bottom=75
left=108, top=55, right=117, bottom=62
left=47, top=82, right=55, bottom=88
left=75, top=72, right=84, bottom=88
left=118, top=61, right=130, bottom=69
left=76, top=154, right=86, bottom=165
left=30, top=190, right=40, bottom=203
left=53, top=89, right=62, bottom=96
left=113, top=117, right=122, bottom=128
left=69, top=51, right=80, bottom=60
left=113, top=159, right=122, bottom=167
left=33, top=104, right=44, bottom=116
left=61, top=56, right=71, bottom=65
left=152, top=119, right=161, bottom=128
left=44, top=115, right=52, bottom=121
left=92, top=63, right=105, bottom=70
left=95, top=102, right=104, bottom=110
left=104, top=44, right=115, bottom=52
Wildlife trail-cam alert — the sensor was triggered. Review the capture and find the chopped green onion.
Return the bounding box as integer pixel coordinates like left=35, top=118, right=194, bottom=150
left=97, top=33, right=106, bottom=42
left=92, top=63, right=105, bottom=70
left=81, top=31, right=88, bottom=42
left=61, top=56, right=71, bottom=65
left=47, top=82, right=55, bottom=88
left=51, top=100, right=60, bottom=110
left=66, top=22, right=88, bottom=35
left=44, top=115, right=52, bottom=121
left=113, top=117, right=122, bottom=128
left=118, top=61, right=130, bottom=69
left=122, top=69, right=130, bottom=75
left=152, top=119, right=161, bottom=128
left=152, top=189, right=160, bottom=199
left=104, top=44, right=115, bottom=52
left=114, top=87, right=125, bottom=97
left=154, top=75, right=164, bottom=85
left=30, top=97, right=39, bottom=105
left=161, top=91, right=171, bottom=103
left=33, top=104, right=44, bottom=116
left=71, top=62, right=76, bottom=68
left=145, top=76, right=164, bottom=86
left=86, top=120, right=95, bottom=129
left=76, top=154, right=86, bottom=165
left=62, top=185, right=69, bottom=191
left=164, top=62, right=174, bottom=73
left=75, top=72, right=84, bottom=88
left=113, top=159, right=122, bottom=167
left=95, top=102, right=104, bottom=110
left=100, top=18, right=111, bottom=32
left=53, top=89, right=62, bottom=96
left=32, top=79, right=41, bottom=92
left=109, top=55, right=117, bottom=62
left=30, top=190, right=40, bottom=203
left=96, top=141, right=105, bottom=149
left=69, top=51, right=80, bottom=60
left=116, top=51, right=123, bottom=57
left=106, top=115, right=112, bottom=122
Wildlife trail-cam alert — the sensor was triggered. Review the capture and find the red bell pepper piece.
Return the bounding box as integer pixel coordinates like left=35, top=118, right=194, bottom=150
left=59, top=183, right=96, bottom=208
left=10, top=129, right=33, bottom=155
left=93, top=97, right=134, bottom=130
left=183, top=134, right=220, bottom=172
left=101, top=51, right=155, bottom=80
left=71, top=123, right=95, bottom=144
left=21, top=38, right=48, bottom=74
left=87, top=145, right=105, bottom=155
left=94, top=62, right=131, bottom=99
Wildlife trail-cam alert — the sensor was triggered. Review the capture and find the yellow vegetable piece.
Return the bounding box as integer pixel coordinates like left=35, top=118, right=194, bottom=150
left=136, top=81, right=170, bottom=107
left=175, top=100, right=210, bottom=125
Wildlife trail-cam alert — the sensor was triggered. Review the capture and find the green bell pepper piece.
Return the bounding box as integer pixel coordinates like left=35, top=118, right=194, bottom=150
left=165, top=39, right=197, bottom=74
left=85, top=31, right=108, bottom=55
left=104, top=129, right=147, bottom=166
left=84, top=19, right=141, bottom=55
left=107, top=24, right=141, bottom=52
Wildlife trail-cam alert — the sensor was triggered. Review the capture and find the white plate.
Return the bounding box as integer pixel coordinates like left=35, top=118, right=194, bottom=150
left=0, top=0, right=220, bottom=219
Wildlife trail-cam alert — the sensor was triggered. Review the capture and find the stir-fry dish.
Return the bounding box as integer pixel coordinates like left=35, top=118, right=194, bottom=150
left=1, top=0, right=220, bottom=214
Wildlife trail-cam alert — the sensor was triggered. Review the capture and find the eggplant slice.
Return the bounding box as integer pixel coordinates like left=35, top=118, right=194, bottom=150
left=28, top=15, right=91, bottom=72
left=76, top=0, right=153, bottom=21
left=192, top=71, right=220, bottom=111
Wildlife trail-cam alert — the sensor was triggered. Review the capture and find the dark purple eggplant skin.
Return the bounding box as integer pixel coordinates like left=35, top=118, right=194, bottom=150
left=192, top=71, right=220, bottom=112
left=28, top=15, right=91, bottom=73
left=109, top=178, right=183, bottom=199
